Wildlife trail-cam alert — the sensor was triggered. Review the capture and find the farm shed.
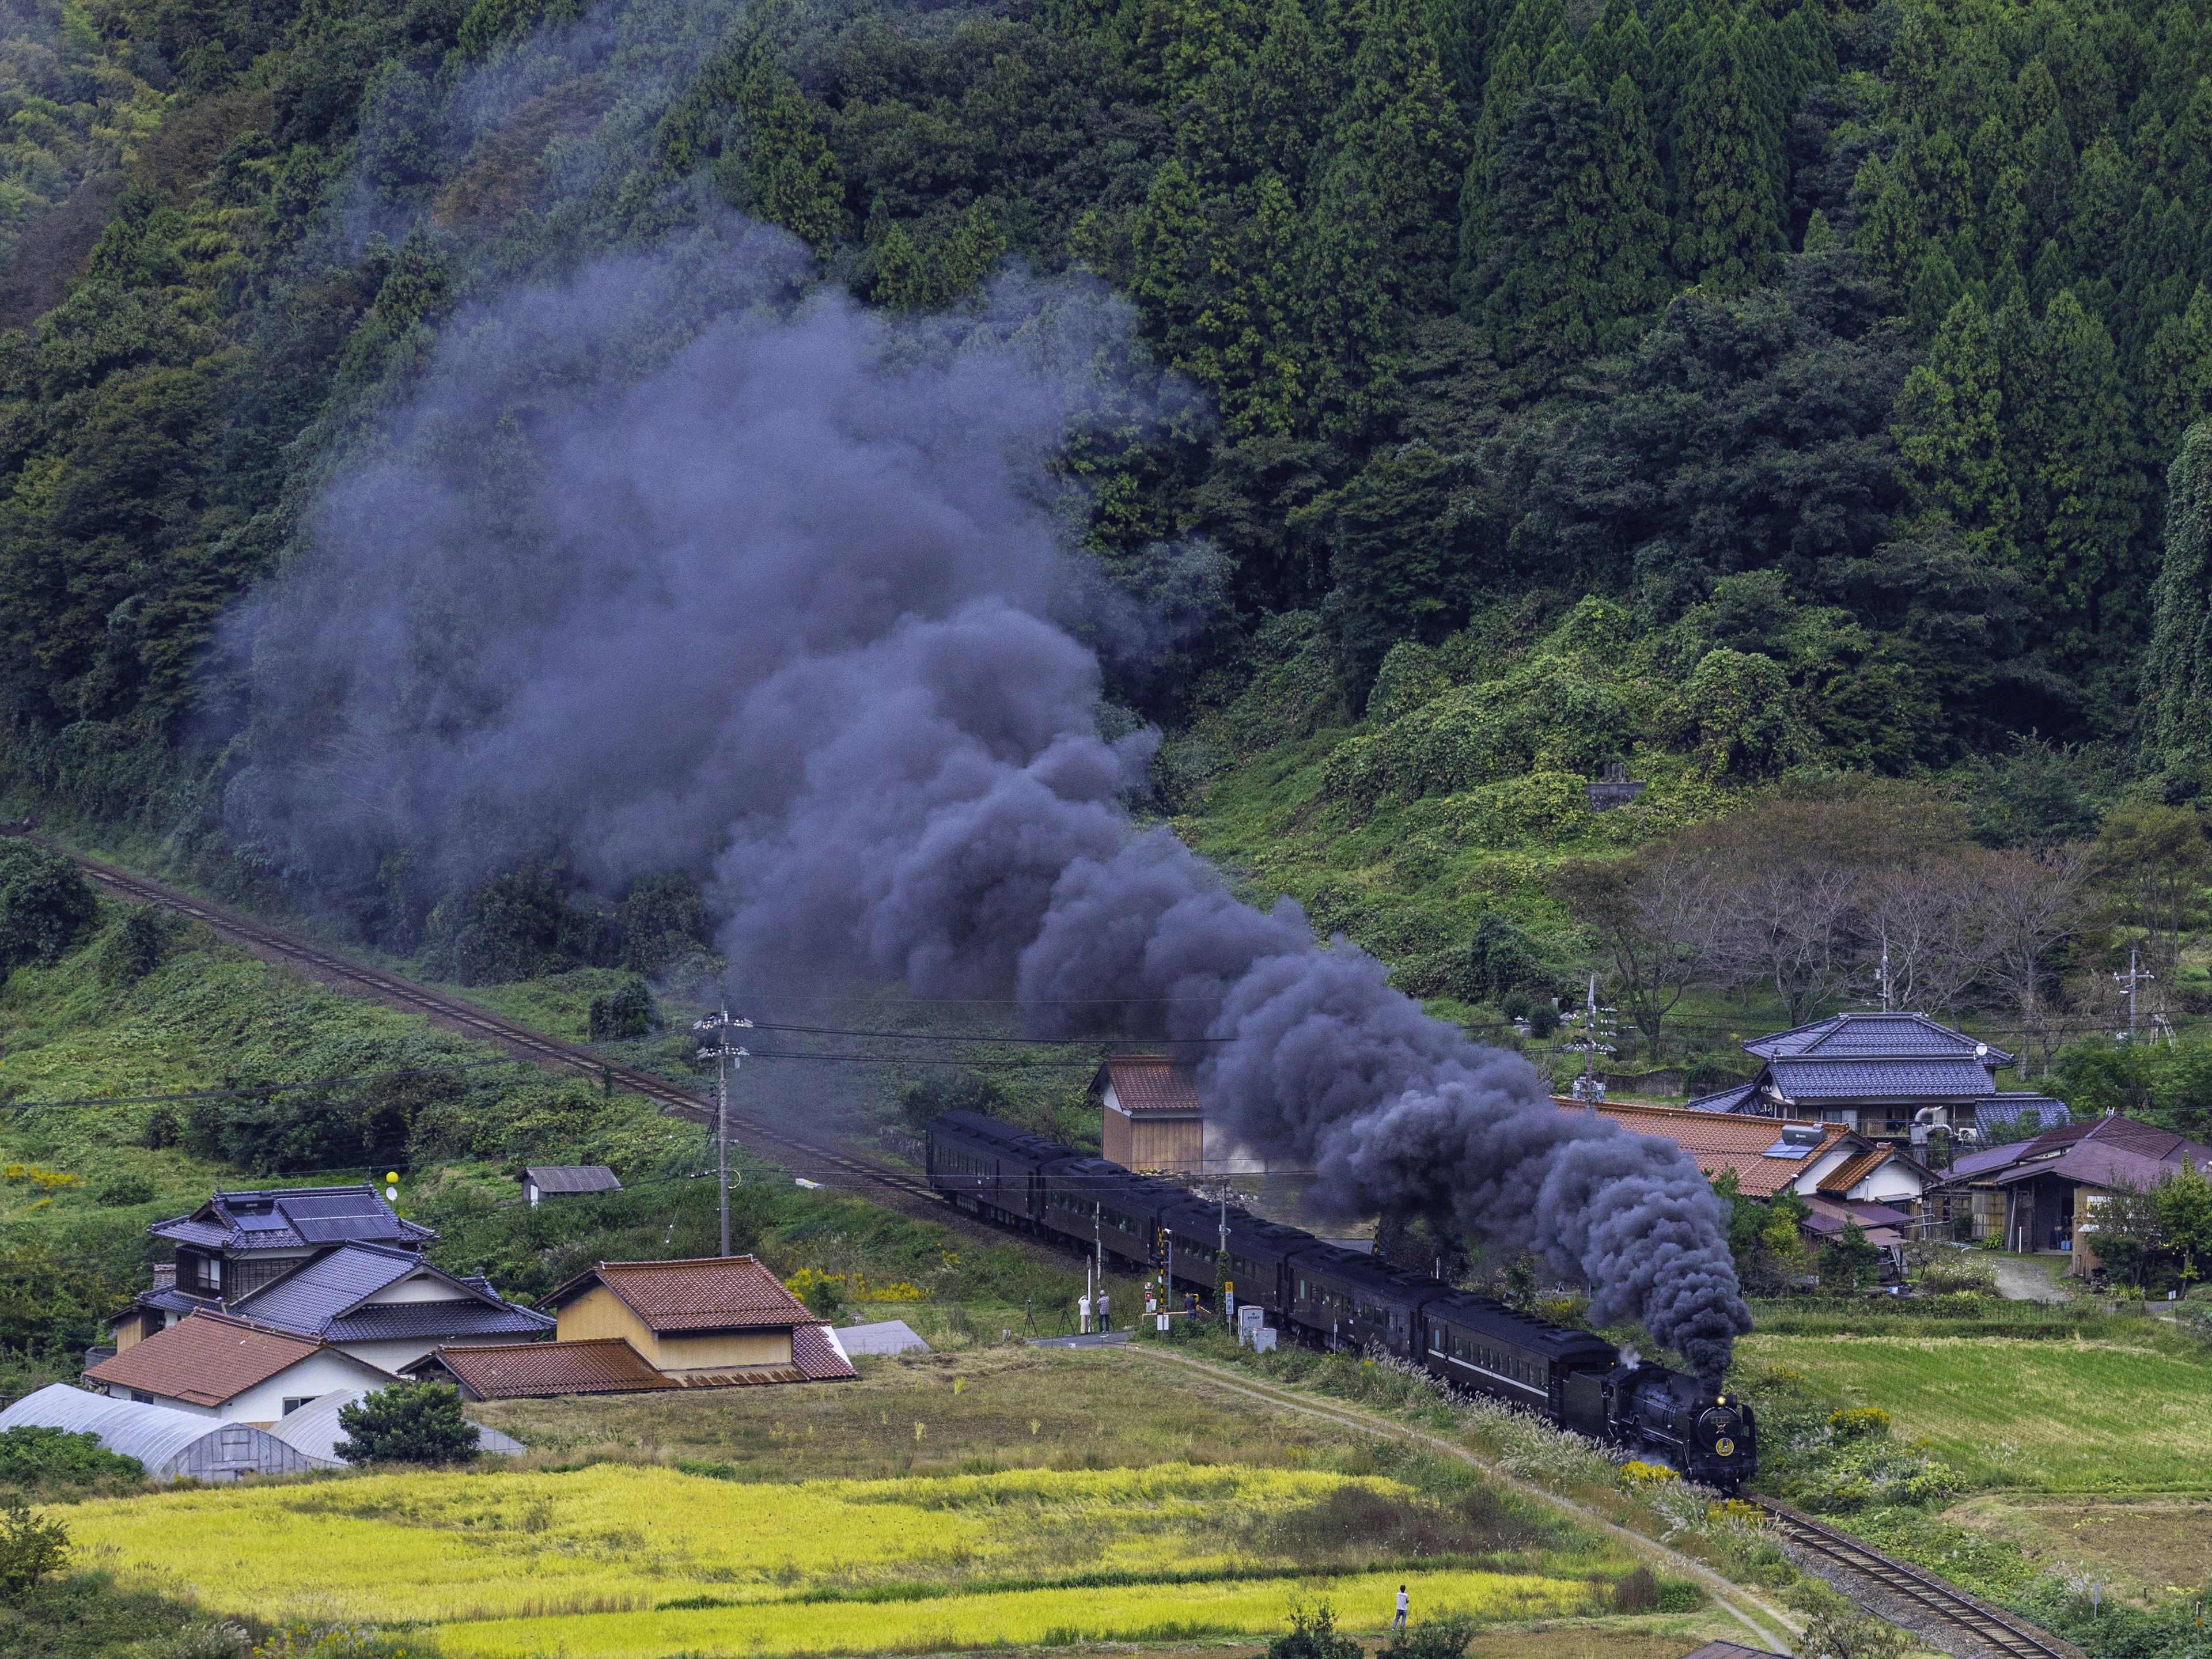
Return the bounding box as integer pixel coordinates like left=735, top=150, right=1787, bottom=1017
left=0, top=1384, right=332, bottom=1480
left=263, top=1388, right=525, bottom=1459
left=519, top=1165, right=622, bottom=1205
left=86, top=1309, right=398, bottom=1421
left=544, top=1257, right=854, bottom=1382
left=1937, top=1113, right=2212, bottom=1263
left=1096, top=1055, right=1206, bottom=1174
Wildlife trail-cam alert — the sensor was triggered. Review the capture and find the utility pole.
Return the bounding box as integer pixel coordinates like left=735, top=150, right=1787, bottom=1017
left=694, top=1006, right=752, bottom=1257
left=2113, top=947, right=2153, bottom=1041
left=1879, top=934, right=1892, bottom=1012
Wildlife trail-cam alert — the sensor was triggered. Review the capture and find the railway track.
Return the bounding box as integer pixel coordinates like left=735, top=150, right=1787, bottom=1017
left=1747, top=1496, right=2083, bottom=1659
left=54, top=849, right=953, bottom=1222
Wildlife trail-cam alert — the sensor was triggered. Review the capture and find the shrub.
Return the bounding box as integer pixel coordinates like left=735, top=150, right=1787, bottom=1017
left=0, top=843, right=97, bottom=975
left=0, top=1500, right=70, bottom=1601
left=1914, top=1257, right=1997, bottom=1296
left=1266, top=1597, right=1361, bottom=1659
left=586, top=978, right=658, bottom=1041
left=1827, top=1406, right=1891, bottom=1441
left=252, top=1625, right=440, bottom=1658
left=1378, top=1611, right=1476, bottom=1659
left=335, top=1382, right=478, bottom=1465
left=0, top=1425, right=144, bottom=1493
left=95, top=1175, right=156, bottom=1208
left=96, top=906, right=173, bottom=986
left=1612, top=1565, right=1661, bottom=1612
left=1684, top=648, right=1795, bottom=782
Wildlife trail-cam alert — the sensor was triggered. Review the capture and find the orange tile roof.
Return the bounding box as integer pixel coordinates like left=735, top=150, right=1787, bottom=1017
left=1554, top=1098, right=1858, bottom=1199
left=419, top=1338, right=675, bottom=1399
left=1815, top=1149, right=1891, bottom=1196
left=85, top=1310, right=372, bottom=1407
left=547, top=1256, right=817, bottom=1332
left=1097, top=1055, right=1202, bottom=1115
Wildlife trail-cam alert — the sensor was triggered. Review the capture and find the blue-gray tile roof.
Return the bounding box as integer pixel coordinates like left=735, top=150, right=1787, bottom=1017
left=1684, top=1083, right=1759, bottom=1113
left=150, top=1187, right=435, bottom=1255
left=1974, top=1094, right=2070, bottom=1132
left=228, top=1243, right=546, bottom=1343
left=1769, top=1058, right=1996, bottom=1099
left=325, top=1301, right=552, bottom=1343
left=1747, top=1012, right=2012, bottom=1066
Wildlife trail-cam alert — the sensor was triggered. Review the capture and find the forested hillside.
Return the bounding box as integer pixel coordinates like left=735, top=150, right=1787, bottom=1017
left=6, top=0, right=2212, bottom=1017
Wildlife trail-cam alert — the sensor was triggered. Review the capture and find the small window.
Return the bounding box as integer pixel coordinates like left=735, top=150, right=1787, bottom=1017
left=282, top=1397, right=313, bottom=1416
left=130, top=1390, right=155, bottom=1404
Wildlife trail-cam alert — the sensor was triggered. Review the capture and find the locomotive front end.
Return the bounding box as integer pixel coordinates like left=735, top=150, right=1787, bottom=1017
left=1685, top=1389, right=1757, bottom=1492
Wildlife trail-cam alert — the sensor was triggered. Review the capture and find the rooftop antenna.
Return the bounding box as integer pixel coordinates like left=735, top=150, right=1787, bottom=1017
left=694, top=1005, right=752, bottom=1256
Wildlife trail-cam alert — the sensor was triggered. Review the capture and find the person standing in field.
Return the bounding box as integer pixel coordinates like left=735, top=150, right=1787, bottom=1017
left=1393, top=1585, right=1408, bottom=1631
left=1078, top=1291, right=1091, bottom=1334
left=1096, top=1290, right=1109, bottom=1332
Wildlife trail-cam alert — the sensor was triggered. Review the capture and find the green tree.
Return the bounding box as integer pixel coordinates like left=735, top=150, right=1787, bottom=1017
left=1892, top=293, right=2018, bottom=561
left=335, top=1381, right=480, bottom=1465
left=1818, top=1218, right=1881, bottom=1293
left=726, top=54, right=847, bottom=256
left=2145, top=422, right=2212, bottom=775
left=2013, top=291, right=2142, bottom=663
left=2157, top=1158, right=2212, bottom=1280
left=1669, top=21, right=1782, bottom=295
left=0, top=1501, right=68, bottom=1603
left=1469, top=78, right=1611, bottom=387
left=0, top=842, right=97, bottom=975
left=1685, top=649, right=1794, bottom=781
left=1303, top=0, right=1464, bottom=438
left=2142, top=287, right=2212, bottom=461
left=1268, top=1598, right=1363, bottom=1659
left=1598, top=73, right=1671, bottom=334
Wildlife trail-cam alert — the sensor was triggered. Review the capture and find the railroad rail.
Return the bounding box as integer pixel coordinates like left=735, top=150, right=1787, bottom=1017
left=1747, top=1496, right=2083, bottom=1659
left=48, top=849, right=951, bottom=1221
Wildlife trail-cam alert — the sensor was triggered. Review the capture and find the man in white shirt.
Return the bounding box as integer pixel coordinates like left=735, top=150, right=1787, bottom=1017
left=1077, top=1292, right=1092, bottom=1334
left=1393, top=1585, right=1408, bottom=1631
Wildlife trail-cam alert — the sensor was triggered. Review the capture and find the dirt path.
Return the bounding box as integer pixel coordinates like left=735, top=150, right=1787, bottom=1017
left=1988, top=1256, right=2071, bottom=1304
left=1123, top=1346, right=1804, bottom=1655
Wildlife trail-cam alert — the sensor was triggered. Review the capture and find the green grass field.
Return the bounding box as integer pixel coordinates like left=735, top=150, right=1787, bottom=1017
left=1739, top=1333, right=2212, bottom=1492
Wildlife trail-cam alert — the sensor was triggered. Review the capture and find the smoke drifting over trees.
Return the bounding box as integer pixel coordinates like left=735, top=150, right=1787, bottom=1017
left=218, top=225, right=1750, bottom=1379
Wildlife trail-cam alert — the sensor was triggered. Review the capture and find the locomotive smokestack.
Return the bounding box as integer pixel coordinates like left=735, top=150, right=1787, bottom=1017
left=220, top=229, right=1753, bottom=1377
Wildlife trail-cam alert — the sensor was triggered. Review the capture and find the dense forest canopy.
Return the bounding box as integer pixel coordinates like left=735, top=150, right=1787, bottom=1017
left=6, top=0, right=2212, bottom=1017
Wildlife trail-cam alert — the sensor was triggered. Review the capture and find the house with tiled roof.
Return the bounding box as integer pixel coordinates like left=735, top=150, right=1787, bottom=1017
left=1551, top=1098, right=1871, bottom=1199
left=1931, top=1113, right=2212, bottom=1262
left=85, top=1310, right=397, bottom=1423
left=1688, top=1013, right=2041, bottom=1145
left=224, top=1241, right=552, bottom=1372
left=113, top=1185, right=439, bottom=1350
left=406, top=1256, right=859, bottom=1398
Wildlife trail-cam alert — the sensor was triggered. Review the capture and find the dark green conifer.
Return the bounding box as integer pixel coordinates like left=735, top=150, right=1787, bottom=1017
left=1893, top=292, right=2018, bottom=561
left=1670, top=20, right=1782, bottom=295
left=1253, top=0, right=1328, bottom=181
left=2144, top=422, right=2212, bottom=774
left=1131, top=158, right=1212, bottom=368
left=2142, top=286, right=2212, bottom=460
left=2016, top=291, right=2145, bottom=661
left=730, top=55, right=846, bottom=256
left=1469, top=76, right=1610, bottom=387
left=1599, top=71, right=1671, bottom=330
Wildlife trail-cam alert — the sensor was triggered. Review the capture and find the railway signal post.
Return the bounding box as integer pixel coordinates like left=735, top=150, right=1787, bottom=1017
left=694, top=1007, right=752, bottom=1256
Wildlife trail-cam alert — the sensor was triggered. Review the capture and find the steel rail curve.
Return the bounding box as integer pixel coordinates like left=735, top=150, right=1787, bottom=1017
left=1745, top=1497, right=2082, bottom=1659
left=52, top=850, right=950, bottom=1218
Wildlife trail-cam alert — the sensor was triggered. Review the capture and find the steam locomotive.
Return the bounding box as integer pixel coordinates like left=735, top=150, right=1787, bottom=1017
left=926, top=1110, right=1757, bottom=1490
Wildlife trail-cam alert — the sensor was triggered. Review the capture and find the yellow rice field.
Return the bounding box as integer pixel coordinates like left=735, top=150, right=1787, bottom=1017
left=431, top=1567, right=1585, bottom=1658
left=64, top=1461, right=1593, bottom=1646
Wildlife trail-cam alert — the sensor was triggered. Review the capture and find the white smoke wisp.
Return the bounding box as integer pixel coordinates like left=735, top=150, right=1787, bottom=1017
left=217, top=225, right=1752, bottom=1380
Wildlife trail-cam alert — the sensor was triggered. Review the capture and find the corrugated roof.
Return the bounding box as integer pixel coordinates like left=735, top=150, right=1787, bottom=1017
left=415, top=1339, right=676, bottom=1399
left=1684, top=1082, right=1759, bottom=1113
left=1094, top=1055, right=1202, bottom=1115
left=1952, top=1113, right=2212, bottom=1183
left=834, top=1319, right=929, bottom=1355
left=0, top=1383, right=338, bottom=1476
left=793, top=1324, right=858, bottom=1380
left=86, top=1310, right=387, bottom=1408
left=1768, top=1058, right=1996, bottom=1099
left=548, top=1257, right=816, bottom=1332
left=521, top=1165, right=623, bottom=1194
left=1553, top=1097, right=1858, bottom=1199
left=1748, top=1013, right=2012, bottom=1065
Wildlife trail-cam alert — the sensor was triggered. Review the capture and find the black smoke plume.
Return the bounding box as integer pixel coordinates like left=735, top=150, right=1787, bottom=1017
left=218, top=225, right=1752, bottom=1381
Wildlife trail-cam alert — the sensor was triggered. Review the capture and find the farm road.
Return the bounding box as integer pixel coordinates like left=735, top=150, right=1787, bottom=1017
left=1988, top=1257, right=2071, bottom=1303
left=1122, top=1346, right=1803, bottom=1656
